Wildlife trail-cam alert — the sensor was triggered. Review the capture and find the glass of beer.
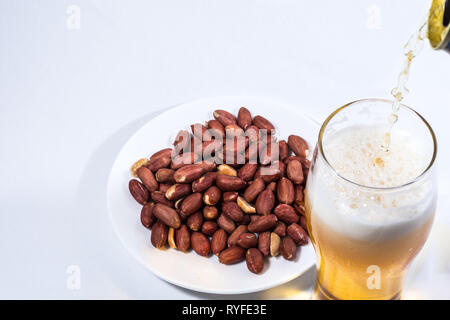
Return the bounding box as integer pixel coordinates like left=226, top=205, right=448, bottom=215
left=305, top=99, right=437, bottom=300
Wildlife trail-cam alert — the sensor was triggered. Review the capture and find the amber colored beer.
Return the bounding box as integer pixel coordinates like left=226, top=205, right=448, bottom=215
left=305, top=199, right=434, bottom=300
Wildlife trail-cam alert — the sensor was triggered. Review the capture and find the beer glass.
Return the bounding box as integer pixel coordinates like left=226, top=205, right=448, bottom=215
left=305, top=99, right=437, bottom=300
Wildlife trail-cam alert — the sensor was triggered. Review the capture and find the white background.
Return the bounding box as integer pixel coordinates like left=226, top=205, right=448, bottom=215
left=0, top=0, right=449, bottom=299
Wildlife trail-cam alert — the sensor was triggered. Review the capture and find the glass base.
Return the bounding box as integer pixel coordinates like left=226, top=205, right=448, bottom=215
left=312, top=281, right=402, bottom=300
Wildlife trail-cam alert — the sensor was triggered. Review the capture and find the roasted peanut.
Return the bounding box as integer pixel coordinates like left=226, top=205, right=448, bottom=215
left=246, top=248, right=264, bottom=274
left=237, top=196, right=256, bottom=214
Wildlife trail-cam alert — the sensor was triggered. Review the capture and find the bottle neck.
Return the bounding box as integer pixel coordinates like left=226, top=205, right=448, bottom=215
left=428, top=0, right=450, bottom=52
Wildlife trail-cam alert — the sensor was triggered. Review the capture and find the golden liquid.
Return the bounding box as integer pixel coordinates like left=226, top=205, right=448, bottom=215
left=382, top=21, right=427, bottom=151
left=383, top=1, right=447, bottom=150
left=305, top=192, right=435, bottom=300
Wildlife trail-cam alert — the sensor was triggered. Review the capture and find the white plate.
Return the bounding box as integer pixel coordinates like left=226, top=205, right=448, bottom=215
left=107, top=96, right=319, bottom=294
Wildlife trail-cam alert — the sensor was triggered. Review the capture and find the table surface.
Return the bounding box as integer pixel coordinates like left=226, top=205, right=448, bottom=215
left=1, top=0, right=449, bottom=299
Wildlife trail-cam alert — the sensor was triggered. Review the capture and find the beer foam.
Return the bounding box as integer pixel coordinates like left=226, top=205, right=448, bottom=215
left=308, top=125, right=435, bottom=241
left=323, top=125, right=428, bottom=188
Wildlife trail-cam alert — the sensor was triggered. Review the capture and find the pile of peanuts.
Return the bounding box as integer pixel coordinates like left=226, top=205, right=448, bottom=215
left=128, top=107, right=310, bottom=274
